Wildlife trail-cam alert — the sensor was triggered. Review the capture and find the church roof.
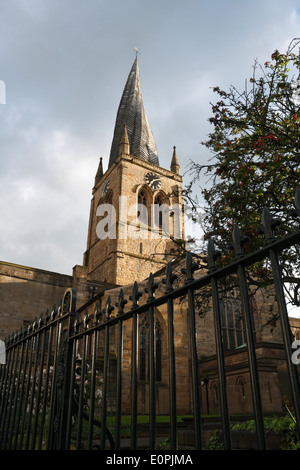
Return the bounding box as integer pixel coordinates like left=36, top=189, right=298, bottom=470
left=108, top=57, right=159, bottom=167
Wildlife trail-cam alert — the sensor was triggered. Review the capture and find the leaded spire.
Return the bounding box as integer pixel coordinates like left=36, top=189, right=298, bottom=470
left=108, top=57, right=159, bottom=167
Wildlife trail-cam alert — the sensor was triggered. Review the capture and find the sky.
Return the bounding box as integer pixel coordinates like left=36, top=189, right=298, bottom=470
left=1, top=0, right=300, bottom=276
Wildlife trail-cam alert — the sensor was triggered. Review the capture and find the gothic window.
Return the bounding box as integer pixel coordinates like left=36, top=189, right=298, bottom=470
left=137, top=190, right=148, bottom=225
left=153, top=192, right=170, bottom=236
left=97, top=189, right=115, bottom=237
left=220, top=294, right=247, bottom=351
left=267, top=381, right=272, bottom=403
left=138, top=313, right=162, bottom=382
left=236, top=376, right=246, bottom=400
left=154, top=195, right=163, bottom=230
left=210, top=380, right=219, bottom=407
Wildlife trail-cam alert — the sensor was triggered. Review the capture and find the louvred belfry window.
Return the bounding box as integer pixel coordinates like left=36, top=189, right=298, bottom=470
left=138, top=190, right=148, bottom=225
left=154, top=195, right=163, bottom=231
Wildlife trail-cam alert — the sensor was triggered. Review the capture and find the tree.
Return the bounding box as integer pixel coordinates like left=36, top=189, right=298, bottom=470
left=188, top=38, right=300, bottom=309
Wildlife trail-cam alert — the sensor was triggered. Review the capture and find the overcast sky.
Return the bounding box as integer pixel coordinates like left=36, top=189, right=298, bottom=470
left=1, top=0, right=300, bottom=276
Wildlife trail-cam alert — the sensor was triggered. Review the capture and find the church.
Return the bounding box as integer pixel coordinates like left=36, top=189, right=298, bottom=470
left=1, top=56, right=299, bottom=417
left=0, top=56, right=184, bottom=339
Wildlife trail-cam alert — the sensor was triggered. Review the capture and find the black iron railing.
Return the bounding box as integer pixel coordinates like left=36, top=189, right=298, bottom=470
left=1, top=190, right=300, bottom=450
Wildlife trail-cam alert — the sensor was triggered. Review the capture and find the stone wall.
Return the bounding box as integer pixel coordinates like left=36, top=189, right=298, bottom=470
left=0, top=261, right=113, bottom=340
left=0, top=261, right=72, bottom=340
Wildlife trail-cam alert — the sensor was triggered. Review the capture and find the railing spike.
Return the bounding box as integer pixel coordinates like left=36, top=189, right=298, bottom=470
left=94, top=300, right=102, bottom=325
left=231, top=223, right=249, bottom=258
left=130, top=281, right=142, bottom=309
left=116, top=288, right=128, bottom=316
left=260, top=206, right=281, bottom=244
left=32, top=317, right=38, bottom=331
left=74, top=311, right=81, bottom=333
left=38, top=312, right=44, bottom=329
left=83, top=308, right=91, bottom=330
left=104, top=295, right=114, bottom=320
left=27, top=321, right=33, bottom=334
left=50, top=305, right=57, bottom=321
left=205, top=238, right=221, bottom=272
left=145, top=273, right=158, bottom=301
left=182, top=251, right=198, bottom=283
left=162, top=262, right=177, bottom=292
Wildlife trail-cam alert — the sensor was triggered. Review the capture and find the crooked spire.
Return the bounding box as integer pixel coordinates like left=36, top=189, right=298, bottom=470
left=108, top=57, right=159, bottom=167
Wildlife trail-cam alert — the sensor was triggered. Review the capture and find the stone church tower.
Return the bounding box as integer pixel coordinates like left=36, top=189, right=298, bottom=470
left=83, top=57, right=185, bottom=286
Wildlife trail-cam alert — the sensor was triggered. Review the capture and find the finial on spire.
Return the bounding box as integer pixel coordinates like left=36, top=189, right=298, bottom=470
left=171, top=146, right=180, bottom=174
left=94, top=156, right=104, bottom=186
left=119, top=123, right=130, bottom=156
left=134, top=47, right=140, bottom=57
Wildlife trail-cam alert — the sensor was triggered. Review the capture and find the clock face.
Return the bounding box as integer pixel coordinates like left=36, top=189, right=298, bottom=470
left=144, top=172, right=161, bottom=190
left=102, top=179, right=110, bottom=196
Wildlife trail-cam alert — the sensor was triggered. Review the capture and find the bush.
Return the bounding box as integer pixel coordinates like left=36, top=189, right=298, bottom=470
left=231, top=415, right=300, bottom=450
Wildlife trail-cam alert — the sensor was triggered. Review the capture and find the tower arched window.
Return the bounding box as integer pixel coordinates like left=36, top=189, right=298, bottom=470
left=154, top=195, right=163, bottom=230
left=97, top=190, right=114, bottom=236
left=153, top=192, right=170, bottom=237
left=137, top=190, right=148, bottom=225
left=236, top=376, right=246, bottom=400
left=210, top=380, right=219, bottom=407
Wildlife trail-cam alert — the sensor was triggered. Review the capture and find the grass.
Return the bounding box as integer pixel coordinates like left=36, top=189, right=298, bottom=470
left=71, top=414, right=194, bottom=441
left=112, top=415, right=193, bottom=425
left=103, top=414, right=194, bottom=438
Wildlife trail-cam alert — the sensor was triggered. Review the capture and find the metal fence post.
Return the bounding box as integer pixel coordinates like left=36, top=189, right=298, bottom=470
left=47, top=288, right=76, bottom=450
left=206, top=238, right=232, bottom=449
left=232, top=224, right=266, bottom=450
left=182, top=253, right=202, bottom=450
left=261, top=205, right=300, bottom=438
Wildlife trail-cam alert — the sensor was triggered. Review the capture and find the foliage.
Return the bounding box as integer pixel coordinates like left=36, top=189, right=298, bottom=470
left=231, top=414, right=300, bottom=450
left=206, top=414, right=300, bottom=450
left=189, top=38, right=300, bottom=308
left=73, top=355, right=103, bottom=413
left=205, top=431, right=224, bottom=450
